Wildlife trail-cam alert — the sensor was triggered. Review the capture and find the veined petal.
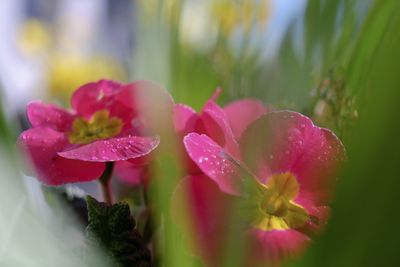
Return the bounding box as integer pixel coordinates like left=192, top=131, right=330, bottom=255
left=183, top=133, right=241, bottom=195
left=246, top=228, right=310, bottom=266
left=240, top=111, right=345, bottom=205
left=224, top=99, right=271, bottom=139
left=58, top=135, right=160, bottom=162
left=18, top=127, right=105, bottom=185
left=27, top=101, right=75, bottom=132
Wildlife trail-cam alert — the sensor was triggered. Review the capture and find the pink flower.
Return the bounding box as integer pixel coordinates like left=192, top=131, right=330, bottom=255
left=173, top=111, right=345, bottom=266
left=18, top=79, right=173, bottom=186
left=173, top=89, right=271, bottom=173
left=114, top=156, right=151, bottom=187
left=224, top=98, right=273, bottom=140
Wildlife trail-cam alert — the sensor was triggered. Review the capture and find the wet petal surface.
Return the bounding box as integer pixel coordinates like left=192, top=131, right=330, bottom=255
left=18, top=127, right=105, bottom=185
left=58, top=135, right=160, bottom=162
left=240, top=111, right=345, bottom=205
left=201, top=100, right=241, bottom=158
left=183, top=133, right=241, bottom=195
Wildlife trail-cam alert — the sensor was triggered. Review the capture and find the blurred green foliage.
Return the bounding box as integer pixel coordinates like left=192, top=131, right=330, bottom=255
left=287, top=0, right=400, bottom=266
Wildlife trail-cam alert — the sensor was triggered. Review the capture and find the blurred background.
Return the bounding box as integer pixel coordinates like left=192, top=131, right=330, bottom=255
left=1, top=0, right=400, bottom=266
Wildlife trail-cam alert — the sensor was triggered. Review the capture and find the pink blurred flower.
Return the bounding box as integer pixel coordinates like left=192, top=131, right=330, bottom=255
left=18, top=79, right=172, bottom=186
left=173, top=111, right=345, bottom=266
left=173, top=89, right=271, bottom=173
left=224, top=98, right=273, bottom=140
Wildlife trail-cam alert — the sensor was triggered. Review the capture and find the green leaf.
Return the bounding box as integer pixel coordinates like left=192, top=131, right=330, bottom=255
left=86, top=196, right=152, bottom=267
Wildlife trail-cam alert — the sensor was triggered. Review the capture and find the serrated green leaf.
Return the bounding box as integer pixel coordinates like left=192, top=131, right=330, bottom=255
left=86, top=196, right=152, bottom=267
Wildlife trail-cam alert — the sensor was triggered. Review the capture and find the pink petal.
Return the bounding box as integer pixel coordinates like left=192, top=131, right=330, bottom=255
left=240, top=111, right=345, bottom=205
left=171, top=174, right=234, bottom=267
left=114, top=161, right=148, bottom=186
left=71, top=80, right=135, bottom=132
left=246, top=228, right=311, bottom=266
left=58, top=135, right=160, bottom=162
left=27, top=101, right=75, bottom=132
left=183, top=133, right=241, bottom=195
left=71, top=79, right=123, bottom=114
left=18, top=127, right=105, bottom=185
left=173, top=104, right=203, bottom=174
left=121, top=80, right=174, bottom=134
left=224, top=99, right=271, bottom=139
left=173, top=104, right=199, bottom=134
left=121, top=80, right=174, bottom=108
left=201, top=100, right=241, bottom=158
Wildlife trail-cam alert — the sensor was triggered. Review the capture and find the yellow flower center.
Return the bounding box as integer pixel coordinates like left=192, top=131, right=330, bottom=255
left=68, top=110, right=123, bottom=144
left=248, top=172, right=309, bottom=231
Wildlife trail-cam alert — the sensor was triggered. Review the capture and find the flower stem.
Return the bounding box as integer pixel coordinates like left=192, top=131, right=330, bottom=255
left=99, top=162, right=114, bottom=205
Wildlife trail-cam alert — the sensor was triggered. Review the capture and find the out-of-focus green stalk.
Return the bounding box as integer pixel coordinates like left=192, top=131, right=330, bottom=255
left=149, top=130, right=197, bottom=267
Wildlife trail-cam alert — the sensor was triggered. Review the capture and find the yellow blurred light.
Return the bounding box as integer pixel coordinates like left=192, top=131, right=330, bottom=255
left=211, top=0, right=270, bottom=36
left=138, top=0, right=182, bottom=24
left=48, top=55, right=124, bottom=102
left=18, top=19, right=51, bottom=55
